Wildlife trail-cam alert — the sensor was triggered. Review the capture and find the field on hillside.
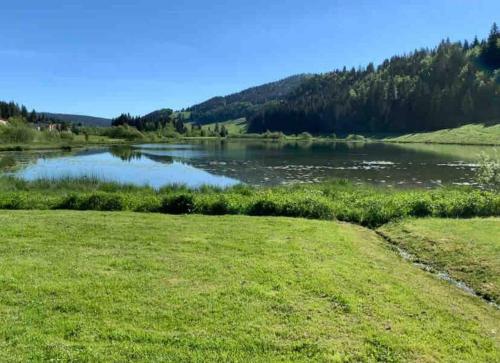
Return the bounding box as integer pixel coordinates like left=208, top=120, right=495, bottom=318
left=0, top=211, right=498, bottom=362
left=385, top=124, right=500, bottom=145
left=199, top=118, right=248, bottom=135
left=379, top=217, right=500, bottom=304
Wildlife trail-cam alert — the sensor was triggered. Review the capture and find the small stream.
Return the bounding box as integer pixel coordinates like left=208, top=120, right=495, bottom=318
left=376, top=231, right=499, bottom=309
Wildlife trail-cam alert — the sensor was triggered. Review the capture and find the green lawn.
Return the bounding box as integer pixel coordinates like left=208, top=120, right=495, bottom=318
left=379, top=217, right=500, bottom=304
left=385, top=124, right=500, bottom=145
left=0, top=211, right=498, bottom=362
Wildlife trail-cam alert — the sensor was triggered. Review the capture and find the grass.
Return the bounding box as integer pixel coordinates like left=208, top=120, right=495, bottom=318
left=0, top=211, right=498, bottom=361
left=0, top=134, right=128, bottom=151
left=199, top=118, right=248, bottom=135
left=378, top=217, right=500, bottom=304
left=0, top=177, right=498, bottom=227
left=385, top=124, right=500, bottom=146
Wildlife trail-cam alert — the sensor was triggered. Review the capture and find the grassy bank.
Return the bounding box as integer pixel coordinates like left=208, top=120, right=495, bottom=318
left=384, top=124, right=500, bottom=146
left=0, top=211, right=498, bottom=361
left=0, top=178, right=498, bottom=227
left=378, top=218, right=500, bottom=304
left=0, top=134, right=128, bottom=151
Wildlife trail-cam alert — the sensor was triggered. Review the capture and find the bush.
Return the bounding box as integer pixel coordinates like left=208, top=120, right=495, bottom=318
left=161, top=194, right=195, bottom=214
left=405, top=195, right=433, bottom=217
left=345, top=134, right=365, bottom=141
left=248, top=195, right=283, bottom=216
left=195, top=195, right=232, bottom=215
left=0, top=124, right=36, bottom=143
left=281, top=197, right=334, bottom=219
left=299, top=132, right=313, bottom=140
left=475, top=151, right=500, bottom=189
left=58, top=193, right=125, bottom=211
left=103, top=125, right=144, bottom=140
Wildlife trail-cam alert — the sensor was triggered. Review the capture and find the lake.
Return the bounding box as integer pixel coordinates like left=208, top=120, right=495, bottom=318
left=0, top=140, right=495, bottom=189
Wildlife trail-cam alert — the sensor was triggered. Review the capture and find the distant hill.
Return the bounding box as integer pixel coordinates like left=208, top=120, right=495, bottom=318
left=248, top=25, right=500, bottom=134
left=41, top=113, right=112, bottom=127
left=184, top=74, right=312, bottom=124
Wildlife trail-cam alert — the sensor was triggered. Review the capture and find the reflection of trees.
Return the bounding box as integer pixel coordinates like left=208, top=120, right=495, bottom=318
left=389, top=143, right=496, bottom=161
left=109, top=146, right=143, bottom=161
left=0, top=155, right=17, bottom=170
left=137, top=152, right=174, bottom=165
left=0, top=149, right=70, bottom=173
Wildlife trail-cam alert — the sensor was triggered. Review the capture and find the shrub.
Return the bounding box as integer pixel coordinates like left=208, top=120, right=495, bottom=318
left=0, top=124, right=36, bottom=143
left=132, top=195, right=162, bottom=213
left=406, top=195, right=433, bottom=217
left=0, top=193, right=28, bottom=209
left=475, top=151, right=500, bottom=190
left=345, top=134, right=365, bottom=141
left=103, top=125, right=144, bottom=140
left=281, top=197, right=334, bottom=219
left=248, top=195, right=282, bottom=216
left=57, top=194, right=81, bottom=210
left=193, top=194, right=228, bottom=215
left=299, top=132, right=313, bottom=140
left=161, top=194, right=195, bottom=214
left=58, top=193, right=125, bottom=211
left=0, top=156, right=17, bottom=170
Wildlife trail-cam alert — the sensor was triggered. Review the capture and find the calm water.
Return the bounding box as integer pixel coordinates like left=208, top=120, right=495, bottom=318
left=0, top=140, right=495, bottom=188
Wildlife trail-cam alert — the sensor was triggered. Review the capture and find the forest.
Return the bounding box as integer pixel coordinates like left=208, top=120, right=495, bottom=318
left=248, top=24, right=500, bottom=134
left=3, top=24, right=499, bottom=137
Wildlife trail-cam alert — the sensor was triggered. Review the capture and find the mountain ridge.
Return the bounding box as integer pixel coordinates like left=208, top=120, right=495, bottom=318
left=41, top=112, right=112, bottom=127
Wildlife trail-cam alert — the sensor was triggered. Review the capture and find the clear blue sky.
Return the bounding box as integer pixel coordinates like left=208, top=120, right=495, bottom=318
left=0, top=0, right=498, bottom=118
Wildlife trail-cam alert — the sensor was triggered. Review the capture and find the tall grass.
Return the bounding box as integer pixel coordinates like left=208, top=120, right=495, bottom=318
left=0, top=176, right=498, bottom=227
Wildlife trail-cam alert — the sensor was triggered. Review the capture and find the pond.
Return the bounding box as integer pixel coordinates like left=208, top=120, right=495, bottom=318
left=0, top=140, right=495, bottom=189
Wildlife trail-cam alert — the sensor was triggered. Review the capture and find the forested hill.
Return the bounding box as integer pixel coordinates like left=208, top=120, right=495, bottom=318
left=247, top=24, right=500, bottom=134
left=0, top=102, right=111, bottom=127
left=41, top=113, right=111, bottom=127
left=185, top=74, right=312, bottom=124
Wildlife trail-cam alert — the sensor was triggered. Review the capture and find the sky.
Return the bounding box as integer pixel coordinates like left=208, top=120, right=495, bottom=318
left=0, top=0, right=498, bottom=118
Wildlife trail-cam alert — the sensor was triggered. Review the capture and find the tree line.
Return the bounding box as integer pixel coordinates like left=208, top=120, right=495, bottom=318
left=0, top=101, right=64, bottom=125
left=248, top=24, right=500, bottom=134
left=111, top=109, right=188, bottom=133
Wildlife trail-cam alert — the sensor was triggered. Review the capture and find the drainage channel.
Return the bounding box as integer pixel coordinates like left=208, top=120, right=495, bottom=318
left=375, top=231, right=499, bottom=310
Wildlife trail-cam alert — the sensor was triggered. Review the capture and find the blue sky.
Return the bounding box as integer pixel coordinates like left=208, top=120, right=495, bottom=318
left=0, top=0, right=498, bottom=118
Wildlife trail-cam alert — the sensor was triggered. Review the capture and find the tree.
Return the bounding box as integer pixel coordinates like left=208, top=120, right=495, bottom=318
left=220, top=125, right=228, bottom=137
left=479, top=23, right=500, bottom=71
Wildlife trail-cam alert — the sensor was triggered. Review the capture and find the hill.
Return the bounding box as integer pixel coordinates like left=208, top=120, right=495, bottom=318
left=185, top=74, right=312, bottom=124
left=248, top=24, right=500, bottom=134
left=385, top=123, right=500, bottom=145
left=41, top=112, right=112, bottom=127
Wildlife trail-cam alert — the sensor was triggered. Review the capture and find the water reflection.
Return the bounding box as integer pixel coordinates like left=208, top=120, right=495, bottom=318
left=12, top=151, right=239, bottom=189
left=0, top=140, right=496, bottom=188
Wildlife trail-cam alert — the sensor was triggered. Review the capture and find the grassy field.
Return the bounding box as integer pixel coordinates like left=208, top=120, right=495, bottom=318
left=199, top=118, right=248, bottom=135
left=378, top=217, right=500, bottom=304
left=0, top=211, right=498, bottom=362
left=385, top=124, right=500, bottom=146
left=0, top=134, right=127, bottom=151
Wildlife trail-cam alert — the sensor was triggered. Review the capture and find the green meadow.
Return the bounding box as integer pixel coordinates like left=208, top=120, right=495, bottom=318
left=0, top=211, right=498, bottom=362
left=379, top=217, right=500, bottom=304
left=385, top=124, right=500, bottom=146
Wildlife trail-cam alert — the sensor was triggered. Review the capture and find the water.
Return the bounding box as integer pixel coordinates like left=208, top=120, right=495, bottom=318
left=0, top=140, right=496, bottom=188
